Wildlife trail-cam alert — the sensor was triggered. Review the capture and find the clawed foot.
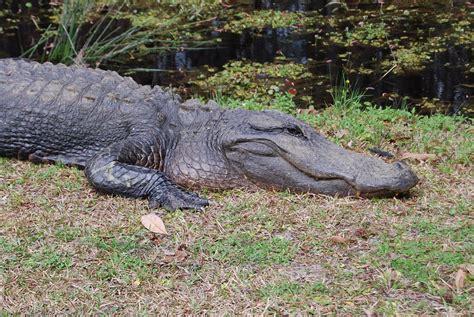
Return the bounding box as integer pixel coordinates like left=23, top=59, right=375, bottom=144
left=149, top=186, right=209, bottom=212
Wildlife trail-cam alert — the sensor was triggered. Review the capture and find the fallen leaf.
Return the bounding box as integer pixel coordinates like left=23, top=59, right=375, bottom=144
left=369, top=147, right=394, bottom=158
left=363, top=307, right=375, bottom=317
left=330, top=236, right=352, bottom=244
left=354, top=228, right=370, bottom=239
left=461, top=264, right=474, bottom=275
left=149, top=235, right=163, bottom=246
left=297, top=107, right=318, bottom=116
left=163, top=255, right=174, bottom=263
left=442, top=291, right=454, bottom=303
left=400, top=152, right=436, bottom=161
left=455, top=268, right=466, bottom=291
left=175, top=249, right=188, bottom=262
left=141, top=213, right=168, bottom=235
left=335, top=129, right=349, bottom=139
left=163, top=248, right=188, bottom=264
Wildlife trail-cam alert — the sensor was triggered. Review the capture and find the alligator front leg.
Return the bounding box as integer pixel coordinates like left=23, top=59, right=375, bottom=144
left=84, top=137, right=209, bottom=211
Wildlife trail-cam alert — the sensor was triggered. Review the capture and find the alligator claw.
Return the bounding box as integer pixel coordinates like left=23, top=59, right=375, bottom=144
left=149, top=187, right=209, bottom=212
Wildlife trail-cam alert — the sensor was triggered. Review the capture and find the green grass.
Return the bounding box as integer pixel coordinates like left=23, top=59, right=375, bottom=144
left=198, top=233, right=296, bottom=265
left=259, top=281, right=328, bottom=299
left=1, top=237, right=73, bottom=271
left=371, top=218, right=473, bottom=306
left=23, top=0, right=155, bottom=66
left=23, top=248, right=73, bottom=270
left=22, top=0, right=221, bottom=67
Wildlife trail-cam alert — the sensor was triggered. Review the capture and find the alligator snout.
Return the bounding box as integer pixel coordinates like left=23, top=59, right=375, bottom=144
left=348, top=160, right=419, bottom=196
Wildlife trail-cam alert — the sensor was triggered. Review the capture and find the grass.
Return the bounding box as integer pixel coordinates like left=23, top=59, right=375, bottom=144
left=22, top=0, right=222, bottom=67
left=200, top=233, right=296, bottom=265
left=23, top=0, right=152, bottom=66
left=1, top=85, right=473, bottom=314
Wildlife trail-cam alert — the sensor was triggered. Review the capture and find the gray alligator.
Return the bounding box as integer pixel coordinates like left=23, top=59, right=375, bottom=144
left=0, top=59, right=418, bottom=211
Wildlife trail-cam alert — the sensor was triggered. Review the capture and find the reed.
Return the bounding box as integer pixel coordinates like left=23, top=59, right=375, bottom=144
left=23, top=0, right=154, bottom=66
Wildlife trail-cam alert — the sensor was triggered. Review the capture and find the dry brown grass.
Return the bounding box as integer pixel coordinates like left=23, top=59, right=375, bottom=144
left=1, top=156, right=472, bottom=315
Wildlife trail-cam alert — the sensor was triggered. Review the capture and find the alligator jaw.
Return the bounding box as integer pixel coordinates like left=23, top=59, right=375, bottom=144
left=236, top=149, right=419, bottom=198
left=275, top=136, right=419, bottom=197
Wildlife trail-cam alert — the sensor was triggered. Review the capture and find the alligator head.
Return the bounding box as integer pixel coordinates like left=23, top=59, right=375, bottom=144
left=165, top=101, right=418, bottom=197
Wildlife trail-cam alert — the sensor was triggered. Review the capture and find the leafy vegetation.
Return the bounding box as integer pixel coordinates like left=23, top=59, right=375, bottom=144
left=223, top=10, right=316, bottom=33
left=329, top=22, right=389, bottom=47
left=193, top=59, right=312, bottom=106
left=382, top=46, right=432, bottom=75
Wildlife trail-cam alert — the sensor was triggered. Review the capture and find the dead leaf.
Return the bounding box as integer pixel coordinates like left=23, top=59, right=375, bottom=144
left=461, top=264, right=474, bottom=275
left=149, top=235, right=163, bottom=246
left=399, top=152, right=436, bottom=161
left=330, top=236, right=352, bottom=244
left=132, top=279, right=141, bottom=287
left=455, top=268, right=466, bottom=291
left=335, top=129, right=349, bottom=139
left=363, top=307, right=375, bottom=317
left=175, top=249, right=188, bottom=262
left=298, top=107, right=318, bottom=116
left=141, top=213, right=168, bottom=235
left=354, top=228, right=371, bottom=239
left=442, top=291, right=454, bottom=303
left=163, top=255, right=174, bottom=263
left=163, top=248, right=188, bottom=264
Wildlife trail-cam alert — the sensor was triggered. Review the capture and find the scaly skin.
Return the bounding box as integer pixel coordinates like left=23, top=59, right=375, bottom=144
left=0, top=59, right=418, bottom=211
left=0, top=59, right=208, bottom=210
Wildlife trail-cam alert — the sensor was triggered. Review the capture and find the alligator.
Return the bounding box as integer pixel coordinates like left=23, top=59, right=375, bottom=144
left=0, top=59, right=418, bottom=211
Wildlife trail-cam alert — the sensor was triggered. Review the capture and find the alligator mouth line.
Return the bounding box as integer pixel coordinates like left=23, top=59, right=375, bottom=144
left=282, top=153, right=408, bottom=196
left=233, top=139, right=372, bottom=194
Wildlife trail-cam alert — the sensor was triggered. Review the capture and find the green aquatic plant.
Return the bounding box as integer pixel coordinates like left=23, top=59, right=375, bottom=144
left=382, top=46, right=432, bottom=75
left=447, top=20, right=474, bottom=45
left=113, top=9, right=218, bottom=45
left=223, top=10, right=313, bottom=33
left=329, top=22, right=389, bottom=47
left=193, top=60, right=312, bottom=106
left=98, top=0, right=222, bottom=17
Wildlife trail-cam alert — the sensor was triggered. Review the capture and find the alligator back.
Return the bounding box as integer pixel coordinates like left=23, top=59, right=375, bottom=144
left=0, top=59, right=176, bottom=166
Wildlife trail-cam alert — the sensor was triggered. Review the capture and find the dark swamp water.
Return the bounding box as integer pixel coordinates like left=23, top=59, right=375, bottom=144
left=0, top=0, right=473, bottom=115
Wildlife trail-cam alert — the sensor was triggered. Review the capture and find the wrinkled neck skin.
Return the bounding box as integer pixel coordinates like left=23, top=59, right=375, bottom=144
left=163, top=100, right=252, bottom=190
left=163, top=100, right=418, bottom=197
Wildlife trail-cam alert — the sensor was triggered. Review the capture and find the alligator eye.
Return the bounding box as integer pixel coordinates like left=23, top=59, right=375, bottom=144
left=285, top=126, right=305, bottom=138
